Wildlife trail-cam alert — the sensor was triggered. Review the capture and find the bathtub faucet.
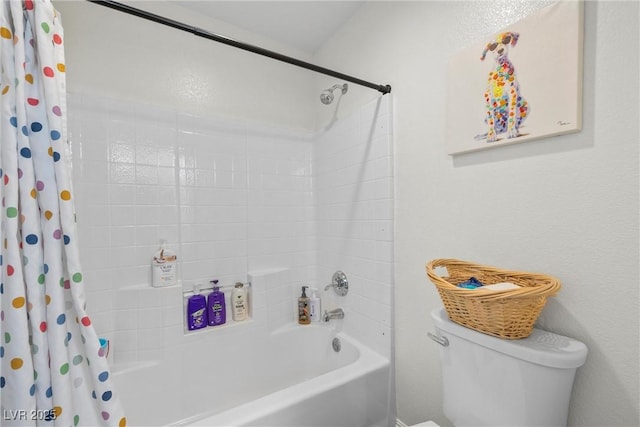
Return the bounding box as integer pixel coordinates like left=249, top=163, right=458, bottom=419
left=323, top=308, right=345, bottom=322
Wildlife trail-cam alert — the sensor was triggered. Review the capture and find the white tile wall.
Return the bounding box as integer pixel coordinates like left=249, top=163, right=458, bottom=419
left=68, top=93, right=393, bottom=363
left=314, top=96, right=394, bottom=357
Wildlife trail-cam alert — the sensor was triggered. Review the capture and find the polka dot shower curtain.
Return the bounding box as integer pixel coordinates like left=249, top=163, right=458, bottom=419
left=0, top=1, right=125, bottom=426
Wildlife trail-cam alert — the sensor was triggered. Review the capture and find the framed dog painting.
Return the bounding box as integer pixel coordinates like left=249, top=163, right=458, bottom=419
left=446, top=1, right=584, bottom=155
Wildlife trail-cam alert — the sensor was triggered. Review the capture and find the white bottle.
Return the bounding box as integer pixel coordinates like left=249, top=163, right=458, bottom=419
left=232, top=282, right=248, bottom=321
left=309, top=288, right=322, bottom=322
left=151, top=240, right=177, bottom=287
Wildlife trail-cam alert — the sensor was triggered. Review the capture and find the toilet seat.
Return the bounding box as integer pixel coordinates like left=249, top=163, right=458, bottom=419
left=411, top=422, right=439, bottom=427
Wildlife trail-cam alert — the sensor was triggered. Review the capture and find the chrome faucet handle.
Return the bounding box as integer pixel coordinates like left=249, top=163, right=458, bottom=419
left=324, top=271, right=349, bottom=296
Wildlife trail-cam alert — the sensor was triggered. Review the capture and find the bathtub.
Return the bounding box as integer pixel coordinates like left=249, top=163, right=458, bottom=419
left=113, top=323, right=391, bottom=426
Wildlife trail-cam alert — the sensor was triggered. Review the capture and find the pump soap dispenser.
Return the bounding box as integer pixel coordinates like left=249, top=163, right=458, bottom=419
left=207, top=280, right=226, bottom=326
left=309, top=287, right=321, bottom=323
left=298, top=286, right=310, bottom=325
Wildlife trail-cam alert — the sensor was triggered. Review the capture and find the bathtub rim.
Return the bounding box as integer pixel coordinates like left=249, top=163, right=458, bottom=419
left=169, top=330, right=389, bottom=427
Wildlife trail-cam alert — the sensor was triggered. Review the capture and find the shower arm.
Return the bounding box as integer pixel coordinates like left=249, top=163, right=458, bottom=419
left=85, top=0, right=392, bottom=95
left=329, top=84, right=348, bottom=95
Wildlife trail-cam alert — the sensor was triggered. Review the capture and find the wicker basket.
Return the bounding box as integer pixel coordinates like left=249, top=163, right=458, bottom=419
left=426, top=258, right=561, bottom=339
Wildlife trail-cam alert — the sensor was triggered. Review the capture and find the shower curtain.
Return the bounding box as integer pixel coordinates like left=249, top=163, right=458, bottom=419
left=0, top=1, right=125, bottom=426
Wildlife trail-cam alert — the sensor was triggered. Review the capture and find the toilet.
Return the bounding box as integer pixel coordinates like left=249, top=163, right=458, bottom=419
left=418, top=308, right=588, bottom=427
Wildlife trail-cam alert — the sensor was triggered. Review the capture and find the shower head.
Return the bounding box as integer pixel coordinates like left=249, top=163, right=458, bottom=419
left=320, top=91, right=334, bottom=105
left=320, top=83, right=348, bottom=105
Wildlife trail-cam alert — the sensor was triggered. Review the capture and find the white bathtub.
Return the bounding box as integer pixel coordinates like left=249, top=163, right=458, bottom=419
left=113, top=323, right=391, bottom=426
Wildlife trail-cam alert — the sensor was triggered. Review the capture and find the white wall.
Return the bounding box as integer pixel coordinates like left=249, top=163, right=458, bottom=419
left=55, top=0, right=316, bottom=130
left=314, top=1, right=639, bottom=426
left=67, top=90, right=393, bottom=362
left=66, top=89, right=394, bottom=424
left=57, top=0, right=393, bottom=376
left=315, top=96, right=394, bottom=357
left=68, top=92, right=316, bottom=363
left=55, top=0, right=639, bottom=425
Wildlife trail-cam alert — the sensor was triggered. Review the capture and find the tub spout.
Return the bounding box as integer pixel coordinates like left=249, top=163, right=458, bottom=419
left=323, top=308, right=344, bottom=322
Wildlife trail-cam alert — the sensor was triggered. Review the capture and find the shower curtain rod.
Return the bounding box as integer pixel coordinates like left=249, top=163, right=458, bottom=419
left=85, top=0, right=392, bottom=95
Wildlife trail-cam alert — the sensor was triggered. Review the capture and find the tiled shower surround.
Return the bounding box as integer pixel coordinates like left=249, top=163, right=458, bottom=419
left=67, top=93, right=393, bottom=364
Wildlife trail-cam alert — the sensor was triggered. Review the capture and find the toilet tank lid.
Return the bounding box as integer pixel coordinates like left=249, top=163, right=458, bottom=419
left=431, top=308, right=588, bottom=369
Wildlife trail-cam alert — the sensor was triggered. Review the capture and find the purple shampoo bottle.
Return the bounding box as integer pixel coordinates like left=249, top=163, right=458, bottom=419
left=207, top=280, right=226, bottom=326
left=187, top=284, right=207, bottom=330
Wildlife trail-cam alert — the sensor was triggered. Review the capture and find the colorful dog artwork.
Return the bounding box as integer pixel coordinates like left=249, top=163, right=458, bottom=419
left=479, top=32, right=529, bottom=143
left=445, top=1, right=583, bottom=155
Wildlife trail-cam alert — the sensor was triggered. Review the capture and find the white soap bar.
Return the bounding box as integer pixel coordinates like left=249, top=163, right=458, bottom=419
left=483, top=282, right=521, bottom=291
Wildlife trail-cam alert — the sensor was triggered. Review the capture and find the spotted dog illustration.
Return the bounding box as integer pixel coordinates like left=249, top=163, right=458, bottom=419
left=480, top=32, right=529, bottom=142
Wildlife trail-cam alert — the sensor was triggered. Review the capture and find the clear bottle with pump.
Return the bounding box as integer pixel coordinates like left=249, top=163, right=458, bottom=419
left=151, top=239, right=177, bottom=287
left=187, top=284, right=207, bottom=330
left=298, top=286, right=310, bottom=325
left=207, top=280, right=226, bottom=326
left=232, top=282, right=248, bottom=321
left=308, top=287, right=321, bottom=322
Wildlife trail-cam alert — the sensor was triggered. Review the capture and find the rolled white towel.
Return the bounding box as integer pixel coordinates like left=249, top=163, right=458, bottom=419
left=482, top=282, right=521, bottom=291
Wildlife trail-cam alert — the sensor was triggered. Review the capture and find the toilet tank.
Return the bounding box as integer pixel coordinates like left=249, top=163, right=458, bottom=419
left=431, top=308, right=587, bottom=427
